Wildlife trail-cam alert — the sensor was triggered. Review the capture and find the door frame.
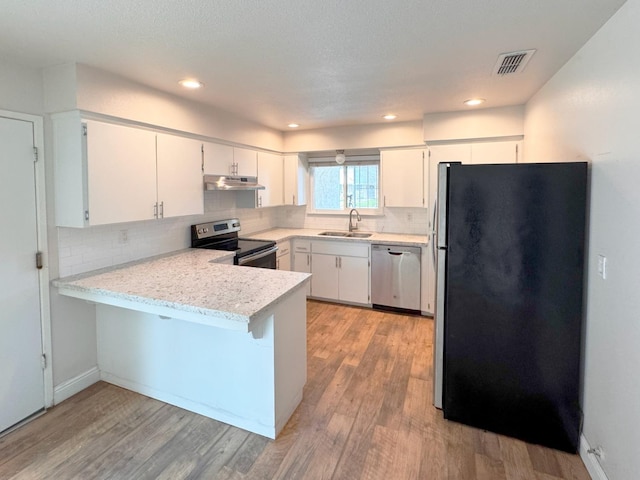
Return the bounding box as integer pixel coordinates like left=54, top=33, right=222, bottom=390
left=1, top=109, right=53, bottom=408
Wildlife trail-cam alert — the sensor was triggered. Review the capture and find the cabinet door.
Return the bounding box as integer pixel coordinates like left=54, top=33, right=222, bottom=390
left=277, top=253, right=291, bottom=271
left=234, top=147, right=258, bottom=177
left=156, top=134, right=204, bottom=218
left=471, top=141, right=521, bottom=164
left=339, top=256, right=370, bottom=304
left=86, top=120, right=157, bottom=225
left=257, top=152, right=283, bottom=207
left=292, top=250, right=311, bottom=296
left=203, top=142, right=233, bottom=175
left=381, top=149, right=424, bottom=207
left=311, top=253, right=339, bottom=300
left=284, top=154, right=308, bottom=205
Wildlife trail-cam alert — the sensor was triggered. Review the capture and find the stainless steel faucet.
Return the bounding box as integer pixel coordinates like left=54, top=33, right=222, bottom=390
left=349, top=208, right=361, bottom=232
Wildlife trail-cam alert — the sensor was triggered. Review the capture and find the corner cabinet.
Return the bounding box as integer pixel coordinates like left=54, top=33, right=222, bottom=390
left=283, top=154, right=308, bottom=206
left=276, top=240, right=291, bottom=271
left=237, top=151, right=283, bottom=208
left=380, top=148, right=425, bottom=208
left=310, top=240, right=370, bottom=306
left=53, top=112, right=203, bottom=227
left=292, top=240, right=312, bottom=296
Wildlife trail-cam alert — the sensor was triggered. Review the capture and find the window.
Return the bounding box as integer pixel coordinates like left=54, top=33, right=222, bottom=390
left=310, top=159, right=379, bottom=213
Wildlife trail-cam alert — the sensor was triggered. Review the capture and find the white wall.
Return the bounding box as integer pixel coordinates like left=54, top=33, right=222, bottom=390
left=45, top=63, right=284, bottom=152
left=524, top=1, right=640, bottom=478
left=283, top=120, right=424, bottom=152
left=423, top=105, right=524, bottom=142
left=0, top=59, right=43, bottom=115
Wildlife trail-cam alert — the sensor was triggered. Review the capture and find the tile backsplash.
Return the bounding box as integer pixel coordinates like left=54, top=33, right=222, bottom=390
left=57, top=192, right=429, bottom=277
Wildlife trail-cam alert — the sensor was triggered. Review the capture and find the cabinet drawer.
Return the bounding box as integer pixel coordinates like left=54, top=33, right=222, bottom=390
left=293, top=239, right=311, bottom=253
left=277, top=240, right=290, bottom=257
left=312, top=240, right=369, bottom=258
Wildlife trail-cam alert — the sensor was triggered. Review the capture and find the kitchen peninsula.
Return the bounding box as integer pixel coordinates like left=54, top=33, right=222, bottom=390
left=54, top=249, right=310, bottom=439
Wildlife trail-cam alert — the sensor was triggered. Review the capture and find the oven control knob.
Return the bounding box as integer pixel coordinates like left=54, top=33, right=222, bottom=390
left=204, top=228, right=209, bottom=233
left=197, top=228, right=203, bottom=234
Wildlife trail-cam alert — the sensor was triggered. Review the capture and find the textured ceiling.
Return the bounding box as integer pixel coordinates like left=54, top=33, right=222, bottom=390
left=0, top=0, right=627, bottom=131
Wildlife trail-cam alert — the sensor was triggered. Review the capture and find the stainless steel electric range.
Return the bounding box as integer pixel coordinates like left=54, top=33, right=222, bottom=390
left=190, top=218, right=278, bottom=269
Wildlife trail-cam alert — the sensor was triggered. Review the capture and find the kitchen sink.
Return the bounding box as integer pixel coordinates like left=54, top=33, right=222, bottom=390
left=318, top=231, right=372, bottom=238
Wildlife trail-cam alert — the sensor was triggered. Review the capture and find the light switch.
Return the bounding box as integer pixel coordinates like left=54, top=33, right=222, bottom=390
left=597, top=255, right=607, bottom=279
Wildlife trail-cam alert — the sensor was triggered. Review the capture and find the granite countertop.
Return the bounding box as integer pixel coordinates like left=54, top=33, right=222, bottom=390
left=246, top=228, right=428, bottom=246
left=53, top=249, right=310, bottom=330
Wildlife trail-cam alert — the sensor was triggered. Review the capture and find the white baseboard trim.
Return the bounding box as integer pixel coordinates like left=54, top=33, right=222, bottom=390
left=580, top=434, right=609, bottom=480
left=53, top=366, right=101, bottom=405
left=101, top=372, right=278, bottom=439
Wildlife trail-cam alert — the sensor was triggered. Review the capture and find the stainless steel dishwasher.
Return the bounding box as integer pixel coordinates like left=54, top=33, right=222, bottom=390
left=371, top=244, right=421, bottom=313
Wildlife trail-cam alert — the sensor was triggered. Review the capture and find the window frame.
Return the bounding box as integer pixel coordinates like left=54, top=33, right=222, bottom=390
left=307, top=156, right=383, bottom=215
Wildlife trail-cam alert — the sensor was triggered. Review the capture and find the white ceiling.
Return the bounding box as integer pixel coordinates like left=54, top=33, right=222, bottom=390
left=1, top=0, right=626, bottom=131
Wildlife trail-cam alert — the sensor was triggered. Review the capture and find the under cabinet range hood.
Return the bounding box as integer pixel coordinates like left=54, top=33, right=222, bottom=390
left=204, top=174, right=265, bottom=191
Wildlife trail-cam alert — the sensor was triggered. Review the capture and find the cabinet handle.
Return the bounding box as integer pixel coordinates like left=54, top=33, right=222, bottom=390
left=292, top=194, right=295, bottom=204
left=339, top=257, right=342, bottom=268
left=159, top=201, right=164, bottom=218
left=384, top=195, right=386, bottom=207
left=153, top=202, right=158, bottom=219
left=335, top=257, right=338, bottom=268
left=307, top=254, right=310, bottom=266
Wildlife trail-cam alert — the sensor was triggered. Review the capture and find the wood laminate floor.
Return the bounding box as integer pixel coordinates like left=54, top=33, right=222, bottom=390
left=0, top=301, right=590, bottom=479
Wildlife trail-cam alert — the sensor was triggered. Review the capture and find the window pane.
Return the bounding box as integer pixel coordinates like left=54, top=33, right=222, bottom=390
left=347, top=164, right=379, bottom=208
left=312, top=165, right=344, bottom=210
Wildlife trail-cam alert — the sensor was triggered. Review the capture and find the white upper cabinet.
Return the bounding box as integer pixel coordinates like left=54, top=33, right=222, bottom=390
left=53, top=112, right=203, bottom=227
left=257, top=151, right=284, bottom=207
left=283, top=154, right=308, bottom=206
left=470, top=140, right=522, bottom=164
left=156, top=133, right=204, bottom=219
left=234, top=147, right=259, bottom=177
left=202, top=142, right=233, bottom=175
left=202, top=142, right=258, bottom=177
left=85, top=119, right=158, bottom=226
left=380, top=148, right=425, bottom=208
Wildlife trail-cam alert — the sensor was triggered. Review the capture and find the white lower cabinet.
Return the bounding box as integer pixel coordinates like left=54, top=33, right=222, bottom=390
left=292, top=240, right=312, bottom=296
left=310, top=240, right=370, bottom=305
left=276, top=240, right=291, bottom=271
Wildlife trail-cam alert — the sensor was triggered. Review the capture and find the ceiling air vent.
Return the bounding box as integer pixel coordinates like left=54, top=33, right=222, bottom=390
left=493, top=49, right=536, bottom=76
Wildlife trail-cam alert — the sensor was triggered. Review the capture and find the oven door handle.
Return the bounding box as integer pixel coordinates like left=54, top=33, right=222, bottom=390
left=237, top=245, right=279, bottom=265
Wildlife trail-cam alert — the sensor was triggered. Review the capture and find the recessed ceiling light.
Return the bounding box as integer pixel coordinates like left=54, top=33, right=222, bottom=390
left=464, top=98, right=485, bottom=106
left=288, top=123, right=300, bottom=128
left=383, top=114, right=397, bottom=120
left=179, top=79, right=204, bottom=89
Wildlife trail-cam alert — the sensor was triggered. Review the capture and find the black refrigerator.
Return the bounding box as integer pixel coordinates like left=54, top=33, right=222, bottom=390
left=432, top=162, right=587, bottom=453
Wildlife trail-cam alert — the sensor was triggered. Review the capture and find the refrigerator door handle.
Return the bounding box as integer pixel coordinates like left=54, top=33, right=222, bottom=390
left=431, top=199, right=437, bottom=267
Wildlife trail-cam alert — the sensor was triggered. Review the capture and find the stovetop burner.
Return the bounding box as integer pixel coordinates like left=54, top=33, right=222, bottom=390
left=190, top=218, right=276, bottom=260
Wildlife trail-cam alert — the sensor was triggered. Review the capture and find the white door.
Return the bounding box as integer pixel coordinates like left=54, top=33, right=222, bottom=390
left=0, top=116, right=45, bottom=432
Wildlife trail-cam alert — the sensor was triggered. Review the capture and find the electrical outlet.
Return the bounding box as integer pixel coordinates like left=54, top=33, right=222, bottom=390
left=118, top=229, right=129, bottom=245
left=407, top=213, right=413, bottom=222
left=597, top=254, right=607, bottom=279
